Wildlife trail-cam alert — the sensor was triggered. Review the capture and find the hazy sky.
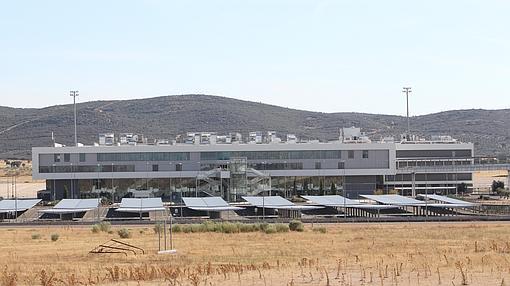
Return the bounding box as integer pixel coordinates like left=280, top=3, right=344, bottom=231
left=1, top=1, right=509, bottom=115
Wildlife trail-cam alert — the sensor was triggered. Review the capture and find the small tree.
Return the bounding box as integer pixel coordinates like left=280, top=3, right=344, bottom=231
left=457, top=183, right=468, bottom=195
left=492, top=180, right=505, bottom=193
left=331, top=182, right=337, bottom=195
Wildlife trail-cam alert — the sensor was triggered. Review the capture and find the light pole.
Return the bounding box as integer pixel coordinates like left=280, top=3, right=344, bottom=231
left=340, top=160, right=346, bottom=220
left=402, top=87, right=412, bottom=138
left=70, top=90, right=79, bottom=146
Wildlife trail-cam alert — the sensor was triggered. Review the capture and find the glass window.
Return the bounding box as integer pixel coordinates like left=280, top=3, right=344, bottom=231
left=315, top=162, right=321, bottom=169
left=64, top=153, right=70, bottom=162
left=97, top=152, right=190, bottom=161
left=54, top=154, right=61, bottom=163
left=362, top=150, right=369, bottom=159
left=176, top=163, right=183, bottom=171
left=338, top=161, right=345, bottom=169
left=152, top=164, right=159, bottom=172
left=79, top=153, right=86, bottom=162
left=348, top=150, right=354, bottom=159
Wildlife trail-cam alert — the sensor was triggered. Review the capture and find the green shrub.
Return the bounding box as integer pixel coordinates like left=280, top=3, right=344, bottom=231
left=172, top=225, right=182, bottom=233
left=182, top=225, right=192, bottom=233
left=153, top=223, right=163, bottom=234
left=239, top=223, right=257, bottom=233
left=259, top=223, right=269, bottom=232
left=99, top=222, right=111, bottom=232
left=191, top=224, right=207, bottom=233
left=92, top=222, right=111, bottom=233
left=117, top=228, right=132, bottom=239
left=275, top=224, right=290, bottom=233
left=50, top=233, right=59, bottom=241
left=264, top=225, right=277, bottom=234
left=312, top=227, right=327, bottom=233
left=220, top=223, right=239, bottom=233
left=31, top=233, right=41, bottom=240
left=289, top=220, right=304, bottom=232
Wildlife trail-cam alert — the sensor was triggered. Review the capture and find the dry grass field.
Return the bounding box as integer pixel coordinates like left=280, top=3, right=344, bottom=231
left=1, top=222, right=510, bottom=285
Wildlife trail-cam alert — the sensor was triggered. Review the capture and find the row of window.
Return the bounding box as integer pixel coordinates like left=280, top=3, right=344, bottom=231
left=52, top=150, right=373, bottom=163
left=200, top=150, right=370, bottom=161
left=385, top=173, right=472, bottom=181
left=54, top=153, right=86, bottom=163
left=97, top=152, right=190, bottom=162
left=40, top=165, right=136, bottom=173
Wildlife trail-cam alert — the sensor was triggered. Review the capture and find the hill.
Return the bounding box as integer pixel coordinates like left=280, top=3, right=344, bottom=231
left=1, top=94, right=509, bottom=159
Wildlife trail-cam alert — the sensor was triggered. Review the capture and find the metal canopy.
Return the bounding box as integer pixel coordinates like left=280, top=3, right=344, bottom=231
left=116, top=198, right=165, bottom=213
left=302, top=195, right=399, bottom=209
left=302, top=195, right=359, bottom=206
left=418, top=194, right=477, bottom=207
left=39, top=198, right=100, bottom=214
left=425, top=203, right=478, bottom=208
left=361, top=195, right=424, bottom=206
left=242, top=196, right=322, bottom=210
left=182, top=197, right=244, bottom=212
left=0, top=199, right=41, bottom=213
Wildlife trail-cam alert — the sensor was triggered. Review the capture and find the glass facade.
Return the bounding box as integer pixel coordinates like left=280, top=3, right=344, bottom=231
left=97, top=152, right=190, bottom=162
left=200, top=150, right=342, bottom=161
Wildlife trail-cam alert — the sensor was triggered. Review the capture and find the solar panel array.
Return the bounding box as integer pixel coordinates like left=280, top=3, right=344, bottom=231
left=116, top=198, right=165, bottom=213
left=0, top=199, right=41, bottom=213
left=182, top=197, right=243, bottom=211
left=418, top=194, right=476, bottom=206
left=302, top=195, right=359, bottom=206
left=242, top=196, right=322, bottom=210
left=361, top=195, right=424, bottom=206
left=40, top=199, right=101, bottom=214
left=55, top=199, right=100, bottom=210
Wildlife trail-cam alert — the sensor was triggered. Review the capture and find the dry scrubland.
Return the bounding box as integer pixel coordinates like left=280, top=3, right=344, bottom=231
left=1, top=223, right=510, bottom=285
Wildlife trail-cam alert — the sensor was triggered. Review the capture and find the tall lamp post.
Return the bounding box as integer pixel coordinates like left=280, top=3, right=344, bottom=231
left=402, top=87, right=412, bottom=138
left=70, top=90, right=79, bottom=146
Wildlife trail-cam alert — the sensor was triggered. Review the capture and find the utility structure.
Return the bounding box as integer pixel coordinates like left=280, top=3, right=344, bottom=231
left=70, top=90, right=79, bottom=146
left=402, top=87, right=412, bottom=139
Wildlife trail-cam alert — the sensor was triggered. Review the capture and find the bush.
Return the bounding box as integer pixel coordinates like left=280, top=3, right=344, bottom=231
left=182, top=225, right=193, bottom=233
left=31, top=233, right=41, bottom=240
left=239, top=223, right=257, bottom=233
left=92, top=222, right=111, bottom=233
left=264, top=225, right=277, bottom=234
left=153, top=223, right=163, bottom=234
left=259, top=223, right=269, bottom=232
left=117, top=228, right=132, bottom=239
left=99, top=222, right=111, bottom=232
left=289, top=220, right=304, bottom=232
left=172, top=225, right=182, bottom=233
left=221, top=223, right=239, bottom=234
left=50, top=233, right=60, bottom=241
left=312, top=227, right=327, bottom=234
left=275, top=224, right=290, bottom=233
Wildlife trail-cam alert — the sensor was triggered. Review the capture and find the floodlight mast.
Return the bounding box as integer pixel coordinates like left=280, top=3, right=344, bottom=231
left=70, top=90, right=79, bottom=146
left=402, top=87, right=412, bottom=139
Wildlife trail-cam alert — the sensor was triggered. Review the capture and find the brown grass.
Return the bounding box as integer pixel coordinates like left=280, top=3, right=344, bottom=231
left=1, top=222, right=510, bottom=285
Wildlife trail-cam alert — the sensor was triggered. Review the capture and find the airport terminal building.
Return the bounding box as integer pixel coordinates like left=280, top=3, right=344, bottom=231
left=32, top=129, right=474, bottom=202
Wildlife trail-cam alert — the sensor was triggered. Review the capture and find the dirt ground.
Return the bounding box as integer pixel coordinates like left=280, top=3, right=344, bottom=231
left=1, top=222, right=510, bottom=285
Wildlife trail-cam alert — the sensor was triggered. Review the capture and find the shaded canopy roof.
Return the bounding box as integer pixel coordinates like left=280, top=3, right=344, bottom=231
left=116, top=198, right=165, bottom=213
left=39, top=198, right=100, bottom=214
left=182, top=197, right=243, bottom=211
left=0, top=199, right=41, bottom=213
left=242, top=196, right=322, bottom=210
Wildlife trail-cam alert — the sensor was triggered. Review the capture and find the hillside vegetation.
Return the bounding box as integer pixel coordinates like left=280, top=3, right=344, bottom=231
left=1, top=94, right=509, bottom=159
